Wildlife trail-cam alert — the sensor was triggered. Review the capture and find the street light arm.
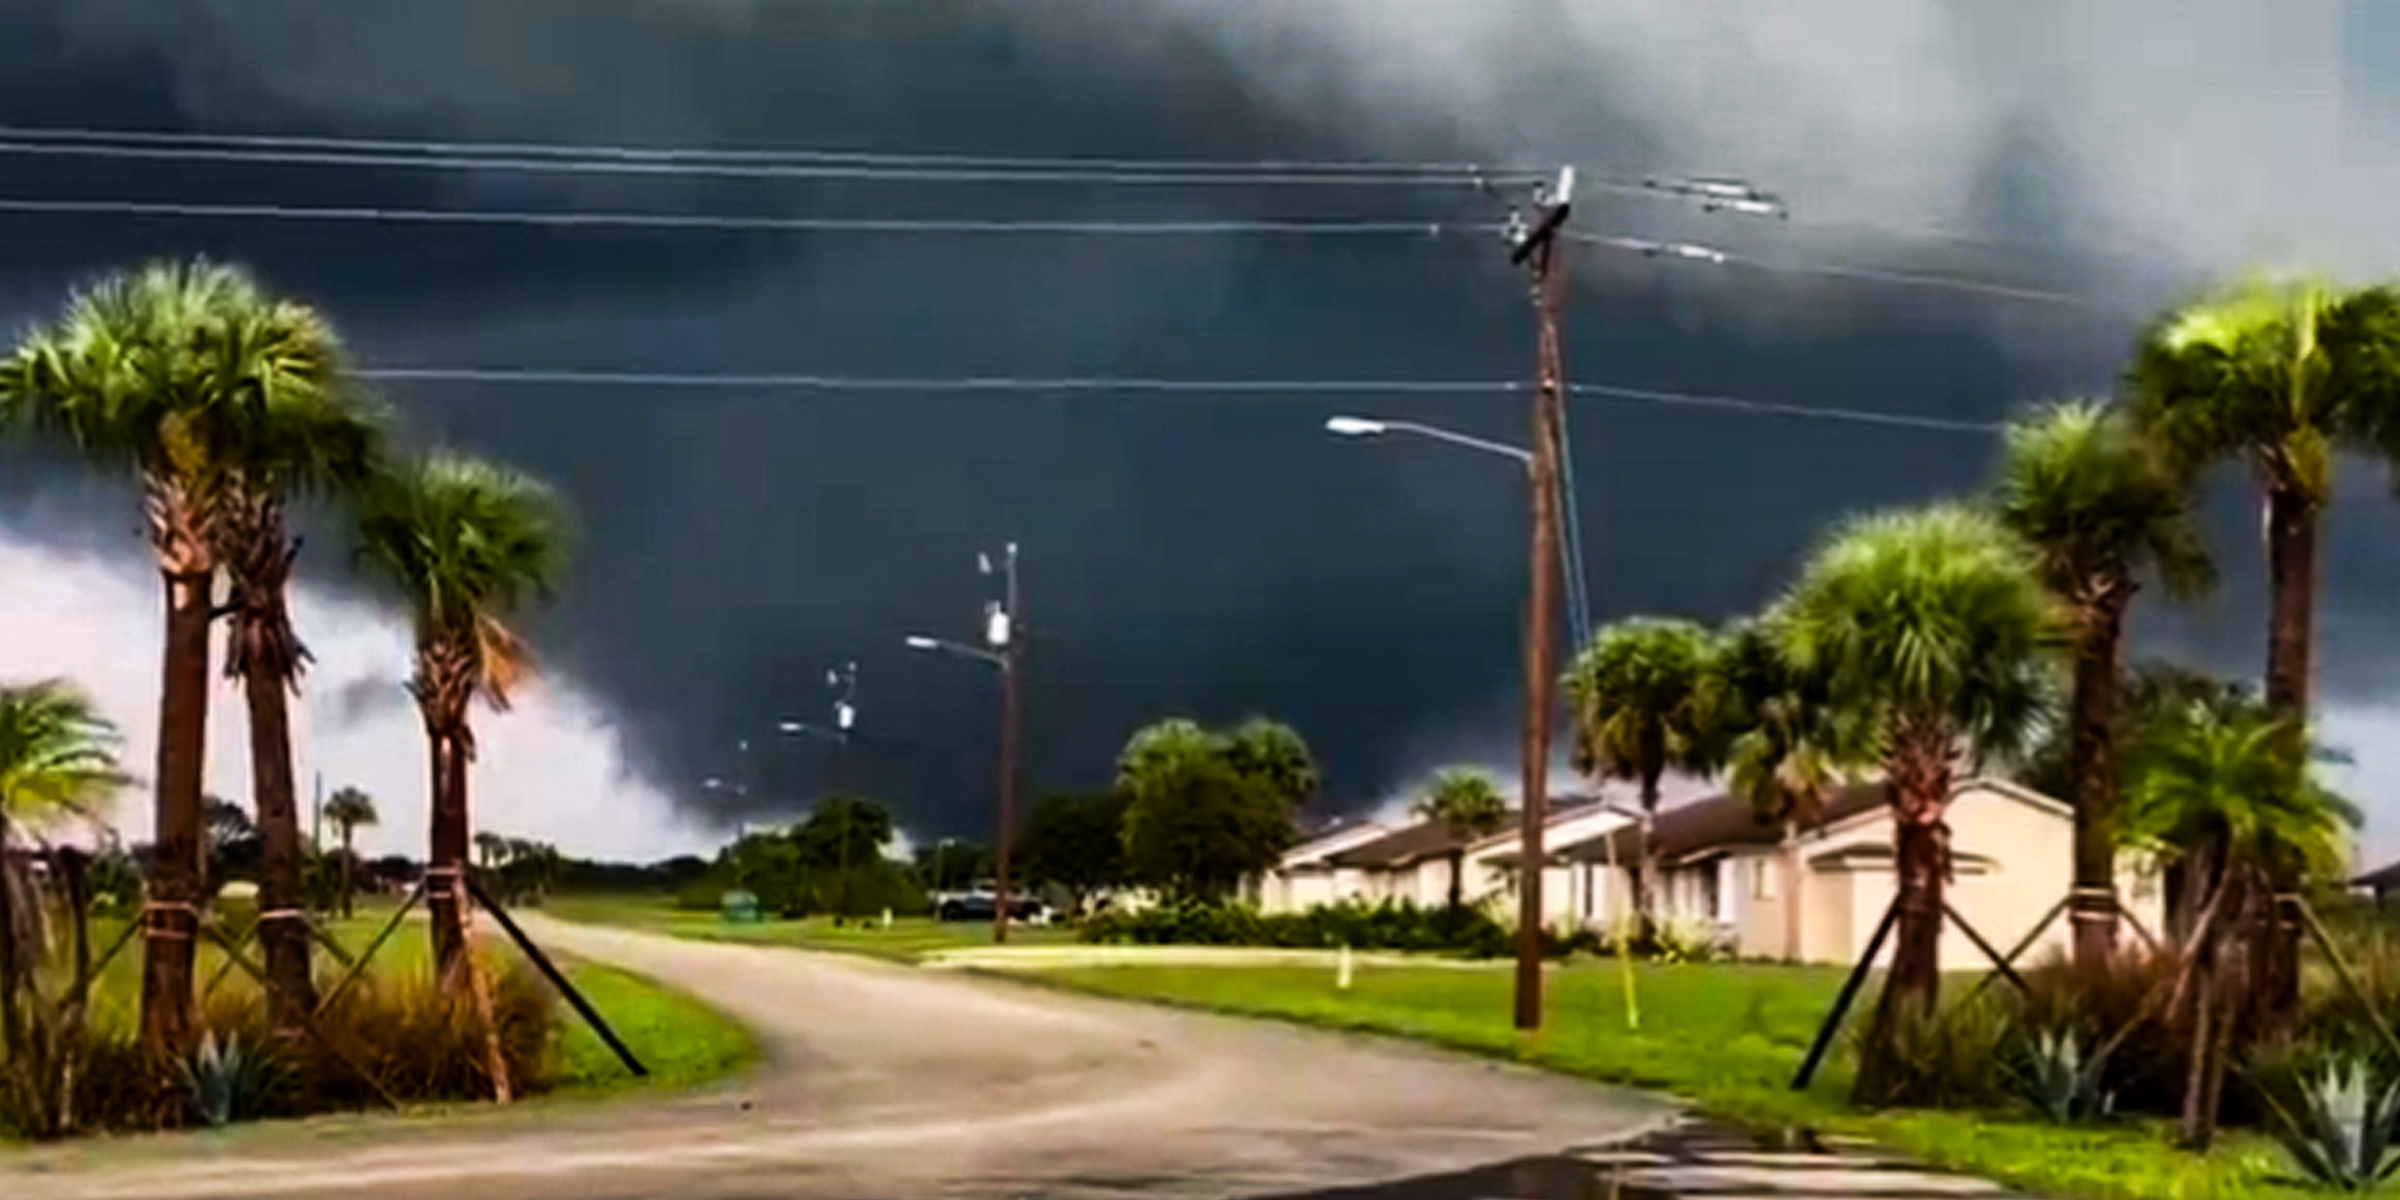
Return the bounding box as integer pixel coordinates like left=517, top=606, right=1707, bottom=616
left=1380, top=421, right=1534, bottom=467
left=904, top=635, right=1007, bottom=668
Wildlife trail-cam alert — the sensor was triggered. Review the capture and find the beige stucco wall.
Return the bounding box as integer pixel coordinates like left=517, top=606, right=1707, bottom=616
left=1809, top=781, right=2166, bottom=968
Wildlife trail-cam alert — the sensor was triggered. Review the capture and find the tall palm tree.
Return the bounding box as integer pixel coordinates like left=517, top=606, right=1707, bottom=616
left=321, top=787, right=377, bottom=919
left=2130, top=277, right=2400, bottom=718
left=0, top=259, right=333, bottom=1057
left=1413, top=768, right=1509, bottom=909
left=474, top=831, right=509, bottom=871
left=1994, top=401, right=2211, bottom=967
left=0, top=680, right=126, bottom=1137
left=2117, top=697, right=2355, bottom=1150
left=210, top=292, right=384, bottom=1025
left=355, top=453, right=570, bottom=983
left=1563, top=617, right=1718, bottom=934
left=1775, top=504, right=2062, bottom=1086
left=2131, top=277, right=2400, bottom=1018
left=1701, top=620, right=1871, bottom=962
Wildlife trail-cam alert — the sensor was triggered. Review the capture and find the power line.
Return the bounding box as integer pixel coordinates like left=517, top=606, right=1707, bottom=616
left=0, top=198, right=1468, bottom=236
left=1568, top=232, right=2102, bottom=310
left=0, top=195, right=2107, bottom=311
left=0, top=138, right=1552, bottom=189
left=354, top=366, right=2005, bottom=434
left=0, top=122, right=1523, bottom=174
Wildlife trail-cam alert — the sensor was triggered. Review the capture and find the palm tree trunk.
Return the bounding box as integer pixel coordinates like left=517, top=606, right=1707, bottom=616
left=2259, top=482, right=2316, bottom=1030
left=2068, top=589, right=2129, bottom=970
left=140, top=562, right=211, bottom=1063
left=0, top=812, right=20, bottom=1066
left=1448, top=849, right=1464, bottom=909
left=339, top=827, right=355, bottom=920
left=427, top=730, right=469, bottom=983
left=1858, top=716, right=1951, bottom=1102
left=242, top=662, right=316, bottom=1026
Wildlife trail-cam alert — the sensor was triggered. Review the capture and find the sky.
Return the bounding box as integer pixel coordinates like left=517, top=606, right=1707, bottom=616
left=2, top=0, right=2400, bottom=863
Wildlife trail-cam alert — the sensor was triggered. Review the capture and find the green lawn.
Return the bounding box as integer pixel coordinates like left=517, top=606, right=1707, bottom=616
left=1033, top=960, right=2317, bottom=1200
left=544, top=893, right=1078, bottom=962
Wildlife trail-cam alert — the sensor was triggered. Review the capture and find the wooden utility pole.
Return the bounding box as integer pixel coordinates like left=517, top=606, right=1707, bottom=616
left=992, top=543, right=1024, bottom=945
left=1510, top=168, right=1574, bottom=1034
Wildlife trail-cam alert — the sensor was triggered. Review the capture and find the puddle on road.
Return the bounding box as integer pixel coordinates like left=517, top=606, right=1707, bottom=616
left=1236, top=1156, right=1671, bottom=1200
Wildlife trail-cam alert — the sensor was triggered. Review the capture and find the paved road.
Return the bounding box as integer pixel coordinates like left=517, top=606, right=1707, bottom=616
left=3, top=917, right=1672, bottom=1200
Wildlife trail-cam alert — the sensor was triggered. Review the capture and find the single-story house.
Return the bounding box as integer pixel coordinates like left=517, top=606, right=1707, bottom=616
left=2354, top=858, right=2400, bottom=904
left=1533, top=777, right=2164, bottom=966
left=1251, top=795, right=1629, bottom=920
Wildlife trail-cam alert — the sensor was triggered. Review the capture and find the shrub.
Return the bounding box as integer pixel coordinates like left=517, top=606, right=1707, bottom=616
left=2254, top=1056, right=2400, bottom=1191
left=1077, top=899, right=1513, bottom=957
left=1851, top=991, right=2015, bottom=1110
left=2012, top=946, right=2188, bottom=1118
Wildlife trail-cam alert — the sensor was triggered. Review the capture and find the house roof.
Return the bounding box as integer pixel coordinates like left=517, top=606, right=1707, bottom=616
left=1326, top=818, right=1485, bottom=870
left=1277, top=818, right=1395, bottom=869
left=1554, top=782, right=1891, bottom=865
left=2356, top=859, right=2400, bottom=891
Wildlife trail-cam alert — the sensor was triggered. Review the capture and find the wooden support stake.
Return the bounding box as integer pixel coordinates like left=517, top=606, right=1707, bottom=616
left=458, top=895, right=512, bottom=1104
left=466, top=877, right=647, bottom=1077
left=201, top=924, right=400, bottom=1110
left=315, top=881, right=422, bottom=1018
left=201, top=922, right=257, bottom=998
left=303, top=915, right=357, bottom=969
left=1791, top=890, right=1901, bottom=1092
left=1963, top=894, right=2066, bottom=1005
left=2294, top=897, right=2400, bottom=1065
left=2119, top=898, right=2162, bottom=955
left=1946, top=900, right=2033, bottom=999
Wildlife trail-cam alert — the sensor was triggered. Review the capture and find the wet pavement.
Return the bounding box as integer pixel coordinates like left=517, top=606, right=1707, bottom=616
left=1244, top=1118, right=2027, bottom=1200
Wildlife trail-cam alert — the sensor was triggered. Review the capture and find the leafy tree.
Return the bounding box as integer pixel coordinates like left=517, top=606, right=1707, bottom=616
left=1016, top=793, right=1128, bottom=915
left=1701, top=620, right=1872, bottom=961
left=201, top=794, right=260, bottom=886
left=355, top=453, right=571, bottom=983
left=1116, top=718, right=1309, bottom=903
left=1564, top=617, right=1720, bottom=931
left=2117, top=696, right=2357, bottom=1149
left=0, top=259, right=341, bottom=1056
left=322, top=787, right=378, bottom=919
left=1412, top=768, right=1508, bottom=909
left=473, top=830, right=509, bottom=870
left=0, top=680, right=127, bottom=1137
left=793, top=796, right=895, bottom=916
left=1995, top=401, right=2211, bottom=967
left=1775, top=504, right=2063, bottom=1092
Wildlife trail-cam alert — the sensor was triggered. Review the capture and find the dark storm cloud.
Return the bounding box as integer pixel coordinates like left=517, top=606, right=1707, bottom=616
left=2, top=0, right=2397, bottom=843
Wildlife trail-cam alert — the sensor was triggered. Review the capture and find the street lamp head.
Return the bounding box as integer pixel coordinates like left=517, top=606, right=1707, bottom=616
left=701, top=776, right=727, bottom=791
left=834, top=701, right=856, bottom=732
left=776, top=721, right=805, bottom=735
left=904, top=635, right=940, bottom=652
left=1324, top=416, right=1387, bottom=437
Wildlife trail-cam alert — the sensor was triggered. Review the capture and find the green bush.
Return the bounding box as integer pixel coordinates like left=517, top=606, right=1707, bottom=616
left=1851, top=990, right=2015, bottom=1110
left=1077, top=899, right=1513, bottom=957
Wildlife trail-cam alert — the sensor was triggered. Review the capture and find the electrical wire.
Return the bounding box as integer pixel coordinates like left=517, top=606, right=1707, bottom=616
left=353, top=366, right=2006, bottom=434
left=0, top=139, right=1552, bottom=188
left=0, top=122, right=1524, bottom=174
left=0, top=198, right=1473, bottom=236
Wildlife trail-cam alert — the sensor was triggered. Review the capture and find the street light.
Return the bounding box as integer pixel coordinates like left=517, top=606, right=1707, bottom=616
left=1323, top=414, right=1534, bottom=467
left=905, top=540, right=1025, bottom=945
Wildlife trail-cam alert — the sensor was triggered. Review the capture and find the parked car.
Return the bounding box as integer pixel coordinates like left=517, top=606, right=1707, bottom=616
left=935, top=891, right=1050, bottom=924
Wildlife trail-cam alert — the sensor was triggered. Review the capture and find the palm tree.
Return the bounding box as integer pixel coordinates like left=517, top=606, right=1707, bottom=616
left=1995, top=401, right=2211, bottom=967
left=210, top=292, right=384, bottom=1024
left=1563, top=618, right=1718, bottom=934
left=355, top=453, right=570, bottom=983
left=1701, top=620, right=1870, bottom=962
left=474, top=831, right=509, bottom=871
left=0, top=680, right=126, bottom=1137
left=2131, top=277, right=2400, bottom=1019
left=0, top=259, right=335, bottom=1057
left=1775, top=504, right=2062, bottom=1085
left=321, top=787, right=377, bottom=919
left=2130, top=278, right=2400, bottom=718
left=2117, top=697, right=2355, bottom=1149
left=1413, top=768, right=1509, bottom=909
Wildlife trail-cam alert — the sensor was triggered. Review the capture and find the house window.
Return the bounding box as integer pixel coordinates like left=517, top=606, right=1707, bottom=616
left=1751, top=857, right=1775, bottom=901
left=1700, top=864, right=1722, bottom=920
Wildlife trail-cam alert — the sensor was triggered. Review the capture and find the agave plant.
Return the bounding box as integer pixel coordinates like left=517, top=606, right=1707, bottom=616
left=2260, top=1058, right=2400, bottom=1191
left=2010, top=1026, right=2114, bottom=1123
left=178, top=1031, right=275, bottom=1128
